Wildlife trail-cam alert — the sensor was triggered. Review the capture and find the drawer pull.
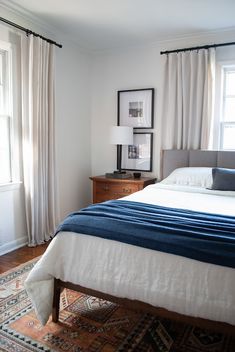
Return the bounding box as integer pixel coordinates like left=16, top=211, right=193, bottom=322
left=102, top=185, right=109, bottom=191
left=122, top=188, right=131, bottom=193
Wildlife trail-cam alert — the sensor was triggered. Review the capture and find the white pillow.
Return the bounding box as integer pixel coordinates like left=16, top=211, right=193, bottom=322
left=161, top=167, right=213, bottom=188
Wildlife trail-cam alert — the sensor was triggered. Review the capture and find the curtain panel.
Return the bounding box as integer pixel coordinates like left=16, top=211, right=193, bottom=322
left=21, top=35, right=59, bottom=246
left=161, top=49, right=215, bottom=150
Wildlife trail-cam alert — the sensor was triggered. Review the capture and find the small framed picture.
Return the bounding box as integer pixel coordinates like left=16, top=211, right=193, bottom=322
left=121, top=132, right=153, bottom=171
left=117, top=88, right=154, bottom=128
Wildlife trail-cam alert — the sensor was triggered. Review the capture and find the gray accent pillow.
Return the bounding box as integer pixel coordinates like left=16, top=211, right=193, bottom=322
left=211, top=168, right=235, bottom=191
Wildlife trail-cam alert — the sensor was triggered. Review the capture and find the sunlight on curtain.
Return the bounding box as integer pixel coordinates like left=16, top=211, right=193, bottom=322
left=21, top=35, right=59, bottom=246
left=161, top=49, right=215, bottom=150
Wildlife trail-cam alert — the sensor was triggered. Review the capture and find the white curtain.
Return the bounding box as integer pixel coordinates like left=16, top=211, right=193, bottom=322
left=161, top=49, right=215, bottom=150
left=21, top=35, right=59, bottom=246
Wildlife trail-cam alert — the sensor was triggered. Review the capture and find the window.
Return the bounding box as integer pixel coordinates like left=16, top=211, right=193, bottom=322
left=0, top=42, right=13, bottom=184
left=213, top=63, right=235, bottom=150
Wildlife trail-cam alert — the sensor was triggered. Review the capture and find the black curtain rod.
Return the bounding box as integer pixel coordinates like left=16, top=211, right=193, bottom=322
left=0, top=16, right=62, bottom=48
left=160, top=41, right=235, bottom=55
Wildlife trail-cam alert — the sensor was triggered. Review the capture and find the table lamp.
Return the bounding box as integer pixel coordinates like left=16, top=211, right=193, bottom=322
left=106, top=126, right=133, bottom=178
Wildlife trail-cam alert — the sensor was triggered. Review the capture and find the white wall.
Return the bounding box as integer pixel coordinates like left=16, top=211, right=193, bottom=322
left=55, top=42, right=91, bottom=219
left=0, top=6, right=92, bottom=254
left=90, top=30, right=235, bottom=180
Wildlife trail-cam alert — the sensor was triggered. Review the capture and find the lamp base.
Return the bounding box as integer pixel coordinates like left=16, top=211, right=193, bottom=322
left=105, top=172, right=132, bottom=179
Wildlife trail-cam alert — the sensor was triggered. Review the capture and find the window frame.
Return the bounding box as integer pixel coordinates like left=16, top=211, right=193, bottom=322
left=212, top=61, right=235, bottom=150
left=0, top=39, right=20, bottom=188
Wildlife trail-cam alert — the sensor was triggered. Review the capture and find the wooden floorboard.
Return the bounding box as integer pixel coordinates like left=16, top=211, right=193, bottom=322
left=0, top=242, right=49, bottom=274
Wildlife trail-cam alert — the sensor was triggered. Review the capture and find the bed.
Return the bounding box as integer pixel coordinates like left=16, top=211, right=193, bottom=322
left=25, top=150, right=235, bottom=333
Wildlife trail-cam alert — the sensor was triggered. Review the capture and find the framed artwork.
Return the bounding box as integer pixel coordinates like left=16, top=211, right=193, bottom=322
left=121, top=132, right=153, bottom=171
left=117, top=88, right=154, bottom=128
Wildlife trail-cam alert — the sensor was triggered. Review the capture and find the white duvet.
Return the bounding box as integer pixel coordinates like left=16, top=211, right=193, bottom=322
left=25, top=183, right=235, bottom=325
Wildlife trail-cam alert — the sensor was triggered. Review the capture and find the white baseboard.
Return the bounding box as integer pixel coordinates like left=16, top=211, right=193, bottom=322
left=0, top=236, right=28, bottom=256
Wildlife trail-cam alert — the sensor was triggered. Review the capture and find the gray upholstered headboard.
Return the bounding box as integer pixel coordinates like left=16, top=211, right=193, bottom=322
left=162, top=150, right=235, bottom=179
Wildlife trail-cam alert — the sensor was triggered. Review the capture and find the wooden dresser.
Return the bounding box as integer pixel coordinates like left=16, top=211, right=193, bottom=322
left=90, top=175, right=156, bottom=203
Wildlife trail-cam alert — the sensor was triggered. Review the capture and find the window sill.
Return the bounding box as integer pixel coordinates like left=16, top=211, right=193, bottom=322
left=0, top=181, right=22, bottom=192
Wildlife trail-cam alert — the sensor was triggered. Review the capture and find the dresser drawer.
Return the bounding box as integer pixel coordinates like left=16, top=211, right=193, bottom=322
left=90, top=175, right=156, bottom=203
left=96, top=182, right=139, bottom=198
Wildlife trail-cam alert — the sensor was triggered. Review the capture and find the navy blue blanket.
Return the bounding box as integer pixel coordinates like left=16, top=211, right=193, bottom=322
left=56, top=200, right=235, bottom=269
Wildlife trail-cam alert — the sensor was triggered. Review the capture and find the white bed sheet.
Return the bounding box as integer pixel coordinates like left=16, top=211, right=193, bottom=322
left=25, top=184, right=235, bottom=325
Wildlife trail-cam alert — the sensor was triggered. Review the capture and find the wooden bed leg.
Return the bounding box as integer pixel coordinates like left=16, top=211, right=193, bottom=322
left=52, top=278, right=61, bottom=322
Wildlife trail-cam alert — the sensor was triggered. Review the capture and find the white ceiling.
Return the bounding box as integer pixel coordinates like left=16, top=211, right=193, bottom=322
left=8, top=0, right=235, bottom=51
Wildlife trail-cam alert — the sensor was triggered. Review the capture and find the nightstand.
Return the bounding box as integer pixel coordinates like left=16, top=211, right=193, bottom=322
left=90, top=175, right=156, bottom=203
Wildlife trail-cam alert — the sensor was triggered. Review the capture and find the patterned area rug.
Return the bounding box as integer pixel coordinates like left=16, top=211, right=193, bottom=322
left=0, top=259, right=235, bottom=352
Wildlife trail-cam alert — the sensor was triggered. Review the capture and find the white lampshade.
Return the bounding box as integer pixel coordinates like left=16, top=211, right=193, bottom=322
left=110, top=126, right=133, bottom=145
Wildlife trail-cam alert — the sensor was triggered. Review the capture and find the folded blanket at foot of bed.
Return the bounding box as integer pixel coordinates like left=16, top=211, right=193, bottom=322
left=56, top=200, right=235, bottom=269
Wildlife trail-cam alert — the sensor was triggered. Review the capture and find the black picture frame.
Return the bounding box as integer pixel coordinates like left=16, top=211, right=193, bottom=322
left=117, top=88, right=154, bottom=129
left=121, top=132, right=153, bottom=172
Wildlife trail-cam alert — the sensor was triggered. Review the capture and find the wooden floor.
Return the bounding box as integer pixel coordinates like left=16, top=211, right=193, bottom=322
left=0, top=242, right=49, bottom=274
